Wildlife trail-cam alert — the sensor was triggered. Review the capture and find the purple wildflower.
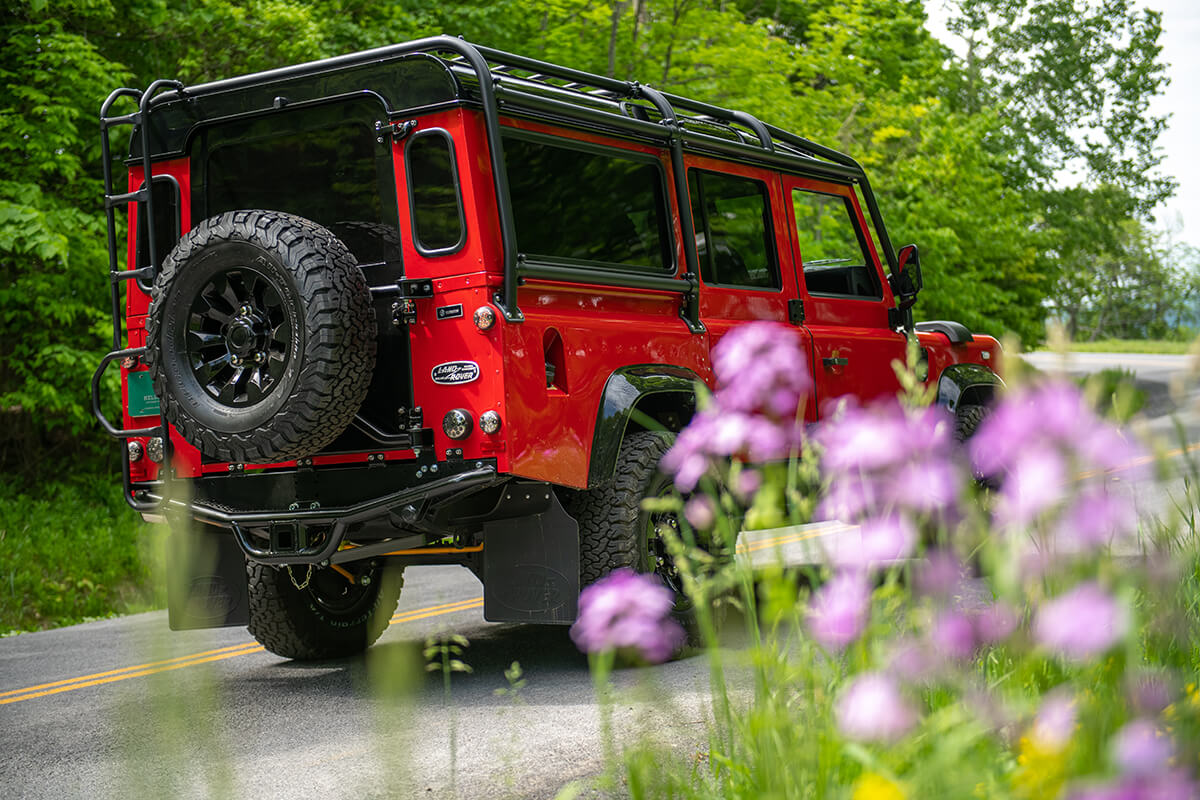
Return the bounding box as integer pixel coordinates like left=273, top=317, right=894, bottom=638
left=1056, top=486, right=1138, bottom=550
left=915, top=549, right=967, bottom=598
left=817, top=401, right=911, bottom=474
left=836, top=672, right=918, bottom=743
left=930, top=610, right=976, bottom=659
left=996, top=444, right=1068, bottom=526
left=1112, top=719, right=1173, bottom=776
left=711, top=322, right=811, bottom=418
left=815, top=399, right=961, bottom=530
left=807, top=570, right=871, bottom=651
left=733, top=469, right=761, bottom=503
left=1034, top=582, right=1128, bottom=662
left=1032, top=690, right=1077, bottom=749
left=569, top=568, right=685, bottom=663
left=834, top=515, right=916, bottom=568
left=661, top=322, right=811, bottom=491
left=888, top=637, right=938, bottom=682
left=684, top=495, right=716, bottom=530
left=1127, top=674, right=1173, bottom=716
left=973, top=602, right=1018, bottom=644
left=1067, top=770, right=1199, bottom=800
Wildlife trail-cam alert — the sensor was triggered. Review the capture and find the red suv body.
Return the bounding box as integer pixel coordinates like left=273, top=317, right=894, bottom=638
left=93, top=37, right=1002, bottom=659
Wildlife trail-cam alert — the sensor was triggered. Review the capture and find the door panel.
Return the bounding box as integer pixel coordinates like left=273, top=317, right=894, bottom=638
left=783, top=175, right=905, bottom=413
left=687, top=156, right=815, bottom=422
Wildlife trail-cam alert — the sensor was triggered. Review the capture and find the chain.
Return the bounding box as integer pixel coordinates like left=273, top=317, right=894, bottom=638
left=286, top=564, right=313, bottom=591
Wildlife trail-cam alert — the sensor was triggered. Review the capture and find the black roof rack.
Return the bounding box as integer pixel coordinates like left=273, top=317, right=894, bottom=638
left=101, top=35, right=899, bottom=341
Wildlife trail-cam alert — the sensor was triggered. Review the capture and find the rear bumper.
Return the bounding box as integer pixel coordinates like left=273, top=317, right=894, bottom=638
left=138, top=458, right=499, bottom=564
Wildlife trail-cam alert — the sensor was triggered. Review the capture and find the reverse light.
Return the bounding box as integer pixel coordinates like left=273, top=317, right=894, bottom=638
left=443, top=409, right=473, bottom=440
left=479, top=410, right=502, bottom=435
left=473, top=305, right=496, bottom=331
left=127, top=440, right=144, bottom=463
left=146, top=437, right=165, bottom=463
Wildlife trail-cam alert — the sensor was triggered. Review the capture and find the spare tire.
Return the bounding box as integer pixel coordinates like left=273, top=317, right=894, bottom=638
left=146, top=210, right=376, bottom=463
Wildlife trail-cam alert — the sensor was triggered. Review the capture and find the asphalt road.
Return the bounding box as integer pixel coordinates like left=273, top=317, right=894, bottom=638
left=4, top=350, right=1199, bottom=800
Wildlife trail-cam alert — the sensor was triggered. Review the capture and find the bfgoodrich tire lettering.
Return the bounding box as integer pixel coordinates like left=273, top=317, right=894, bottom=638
left=146, top=210, right=376, bottom=463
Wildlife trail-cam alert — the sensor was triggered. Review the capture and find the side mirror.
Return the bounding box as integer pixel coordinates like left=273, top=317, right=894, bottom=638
left=890, top=244, right=923, bottom=309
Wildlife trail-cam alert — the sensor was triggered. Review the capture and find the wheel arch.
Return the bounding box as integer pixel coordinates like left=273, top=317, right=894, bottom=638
left=586, top=364, right=700, bottom=489
left=935, top=362, right=1004, bottom=413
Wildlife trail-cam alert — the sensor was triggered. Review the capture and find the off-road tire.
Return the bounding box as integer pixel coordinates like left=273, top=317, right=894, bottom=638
left=146, top=210, right=376, bottom=463
left=573, top=431, right=676, bottom=585
left=954, top=403, right=989, bottom=442
left=247, top=561, right=403, bottom=660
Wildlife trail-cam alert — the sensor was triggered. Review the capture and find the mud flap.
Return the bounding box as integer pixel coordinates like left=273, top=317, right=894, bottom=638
left=482, top=490, right=579, bottom=624
left=167, top=526, right=250, bottom=630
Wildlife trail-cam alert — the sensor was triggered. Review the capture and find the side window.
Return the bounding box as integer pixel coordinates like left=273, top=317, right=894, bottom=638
left=688, top=170, right=780, bottom=289
left=503, top=134, right=671, bottom=272
left=793, top=188, right=882, bottom=299
left=135, top=176, right=181, bottom=272
left=406, top=130, right=466, bottom=255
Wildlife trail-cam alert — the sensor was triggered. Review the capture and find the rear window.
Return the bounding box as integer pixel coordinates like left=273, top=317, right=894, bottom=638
left=503, top=134, right=671, bottom=272
left=406, top=130, right=465, bottom=255
left=194, top=98, right=401, bottom=278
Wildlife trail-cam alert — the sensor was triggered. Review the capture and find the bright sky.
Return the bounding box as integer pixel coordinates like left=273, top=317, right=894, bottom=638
left=923, top=0, right=1200, bottom=250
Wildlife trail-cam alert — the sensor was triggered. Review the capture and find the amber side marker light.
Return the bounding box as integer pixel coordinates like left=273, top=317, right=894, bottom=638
left=474, top=306, right=496, bottom=331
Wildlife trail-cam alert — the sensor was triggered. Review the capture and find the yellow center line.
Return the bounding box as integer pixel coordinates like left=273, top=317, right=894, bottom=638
left=1, top=646, right=267, bottom=705
left=1, top=595, right=489, bottom=706
left=0, top=641, right=262, bottom=699
left=738, top=523, right=852, bottom=554
left=389, top=597, right=483, bottom=623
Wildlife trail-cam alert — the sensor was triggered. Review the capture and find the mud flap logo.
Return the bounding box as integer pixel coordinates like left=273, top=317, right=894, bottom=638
left=431, top=361, right=480, bottom=385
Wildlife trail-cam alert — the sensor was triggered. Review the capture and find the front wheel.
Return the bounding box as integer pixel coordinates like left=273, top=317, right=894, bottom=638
left=247, top=561, right=403, bottom=660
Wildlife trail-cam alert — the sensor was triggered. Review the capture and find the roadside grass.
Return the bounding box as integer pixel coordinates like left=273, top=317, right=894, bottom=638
left=0, top=479, right=167, bottom=634
left=1055, top=338, right=1195, bottom=354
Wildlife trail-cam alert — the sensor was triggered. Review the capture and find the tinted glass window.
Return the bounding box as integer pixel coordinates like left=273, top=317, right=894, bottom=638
left=197, top=99, right=401, bottom=280
left=688, top=170, right=779, bottom=289
left=793, top=188, right=881, bottom=299
left=407, top=132, right=465, bottom=253
left=503, top=135, right=670, bottom=272
left=135, top=178, right=180, bottom=271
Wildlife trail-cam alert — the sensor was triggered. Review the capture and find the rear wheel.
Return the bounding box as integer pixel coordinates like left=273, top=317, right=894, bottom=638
left=572, top=432, right=711, bottom=645
left=247, top=561, right=403, bottom=660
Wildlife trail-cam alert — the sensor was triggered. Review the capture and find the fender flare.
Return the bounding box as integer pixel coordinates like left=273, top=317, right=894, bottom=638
left=936, top=362, right=1004, bottom=413
left=587, top=364, right=701, bottom=488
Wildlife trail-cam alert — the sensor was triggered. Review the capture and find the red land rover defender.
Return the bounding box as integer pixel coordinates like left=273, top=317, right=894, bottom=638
left=92, top=37, right=1002, bottom=659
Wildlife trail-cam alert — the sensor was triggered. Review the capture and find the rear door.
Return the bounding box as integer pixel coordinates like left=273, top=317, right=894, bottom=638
left=783, top=175, right=905, bottom=413
left=687, top=157, right=815, bottom=422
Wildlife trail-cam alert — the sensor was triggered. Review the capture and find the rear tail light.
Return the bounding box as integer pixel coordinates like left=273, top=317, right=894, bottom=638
left=127, top=440, right=144, bottom=462
left=443, top=409, right=473, bottom=440
left=479, top=410, right=501, bottom=434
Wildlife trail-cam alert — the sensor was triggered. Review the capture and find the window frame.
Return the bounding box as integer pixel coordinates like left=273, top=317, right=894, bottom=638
left=791, top=185, right=883, bottom=301
left=687, top=167, right=783, bottom=293
left=404, top=127, right=468, bottom=257
left=501, top=128, right=676, bottom=276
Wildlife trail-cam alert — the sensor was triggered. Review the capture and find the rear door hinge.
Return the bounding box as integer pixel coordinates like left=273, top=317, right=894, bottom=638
left=376, top=119, right=417, bottom=141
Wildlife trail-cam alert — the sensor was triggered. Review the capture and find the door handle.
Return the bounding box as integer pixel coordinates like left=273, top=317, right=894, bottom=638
left=823, top=357, right=849, bottom=367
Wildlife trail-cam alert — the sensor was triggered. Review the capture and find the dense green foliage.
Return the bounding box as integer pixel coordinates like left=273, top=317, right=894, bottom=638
left=0, top=479, right=165, bottom=633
